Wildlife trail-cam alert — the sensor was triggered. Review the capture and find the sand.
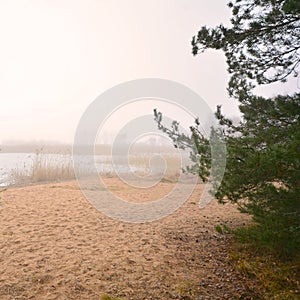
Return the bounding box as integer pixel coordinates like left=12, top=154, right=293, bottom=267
left=0, top=178, right=252, bottom=300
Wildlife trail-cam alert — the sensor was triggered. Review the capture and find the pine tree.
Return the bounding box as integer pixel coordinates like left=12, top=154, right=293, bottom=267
left=155, top=0, right=300, bottom=256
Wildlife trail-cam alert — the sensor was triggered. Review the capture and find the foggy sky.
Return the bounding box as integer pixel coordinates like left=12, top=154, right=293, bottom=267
left=0, top=0, right=298, bottom=144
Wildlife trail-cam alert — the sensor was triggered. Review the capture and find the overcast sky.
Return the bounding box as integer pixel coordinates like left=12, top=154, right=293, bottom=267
left=0, top=0, right=298, bottom=144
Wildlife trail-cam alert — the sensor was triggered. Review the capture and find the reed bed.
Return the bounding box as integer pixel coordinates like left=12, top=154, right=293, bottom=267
left=10, top=151, right=187, bottom=185
left=11, top=150, right=75, bottom=184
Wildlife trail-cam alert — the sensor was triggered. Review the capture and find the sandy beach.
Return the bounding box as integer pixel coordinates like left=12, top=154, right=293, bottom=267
left=0, top=178, right=252, bottom=299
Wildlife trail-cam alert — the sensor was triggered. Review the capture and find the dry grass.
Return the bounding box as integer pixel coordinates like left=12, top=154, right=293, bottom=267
left=98, top=153, right=183, bottom=178
left=230, top=238, right=300, bottom=299
left=11, top=149, right=75, bottom=184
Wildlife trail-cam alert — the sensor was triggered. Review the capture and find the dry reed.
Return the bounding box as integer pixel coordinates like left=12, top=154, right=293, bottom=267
left=11, top=149, right=75, bottom=184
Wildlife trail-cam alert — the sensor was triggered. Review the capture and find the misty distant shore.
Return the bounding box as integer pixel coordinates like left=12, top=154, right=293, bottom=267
left=0, top=143, right=177, bottom=155
left=0, top=144, right=72, bottom=154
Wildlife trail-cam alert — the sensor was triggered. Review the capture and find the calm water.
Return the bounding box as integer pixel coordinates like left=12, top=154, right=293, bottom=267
left=0, top=153, right=34, bottom=186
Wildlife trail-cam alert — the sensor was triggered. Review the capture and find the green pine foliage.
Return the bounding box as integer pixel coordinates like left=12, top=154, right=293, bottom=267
left=155, top=0, right=300, bottom=257
left=192, top=0, right=300, bottom=97
left=217, top=94, right=300, bottom=256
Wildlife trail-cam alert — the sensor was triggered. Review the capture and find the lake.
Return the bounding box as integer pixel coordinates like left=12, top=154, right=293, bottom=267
left=0, top=152, right=178, bottom=186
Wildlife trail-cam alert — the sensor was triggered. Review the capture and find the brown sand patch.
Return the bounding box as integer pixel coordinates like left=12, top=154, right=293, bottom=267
left=0, top=178, right=252, bottom=299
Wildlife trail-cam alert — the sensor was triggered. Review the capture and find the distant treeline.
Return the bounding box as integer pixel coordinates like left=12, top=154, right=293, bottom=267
left=0, top=143, right=176, bottom=155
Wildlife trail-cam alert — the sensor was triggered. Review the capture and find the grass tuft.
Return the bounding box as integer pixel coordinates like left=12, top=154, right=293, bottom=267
left=100, top=294, right=122, bottom=300
left=215, top=224, right=232, bottom=234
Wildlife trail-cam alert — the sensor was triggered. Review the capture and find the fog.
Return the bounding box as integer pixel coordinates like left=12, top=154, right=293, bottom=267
left=0, top=0, right=298, bottom=146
